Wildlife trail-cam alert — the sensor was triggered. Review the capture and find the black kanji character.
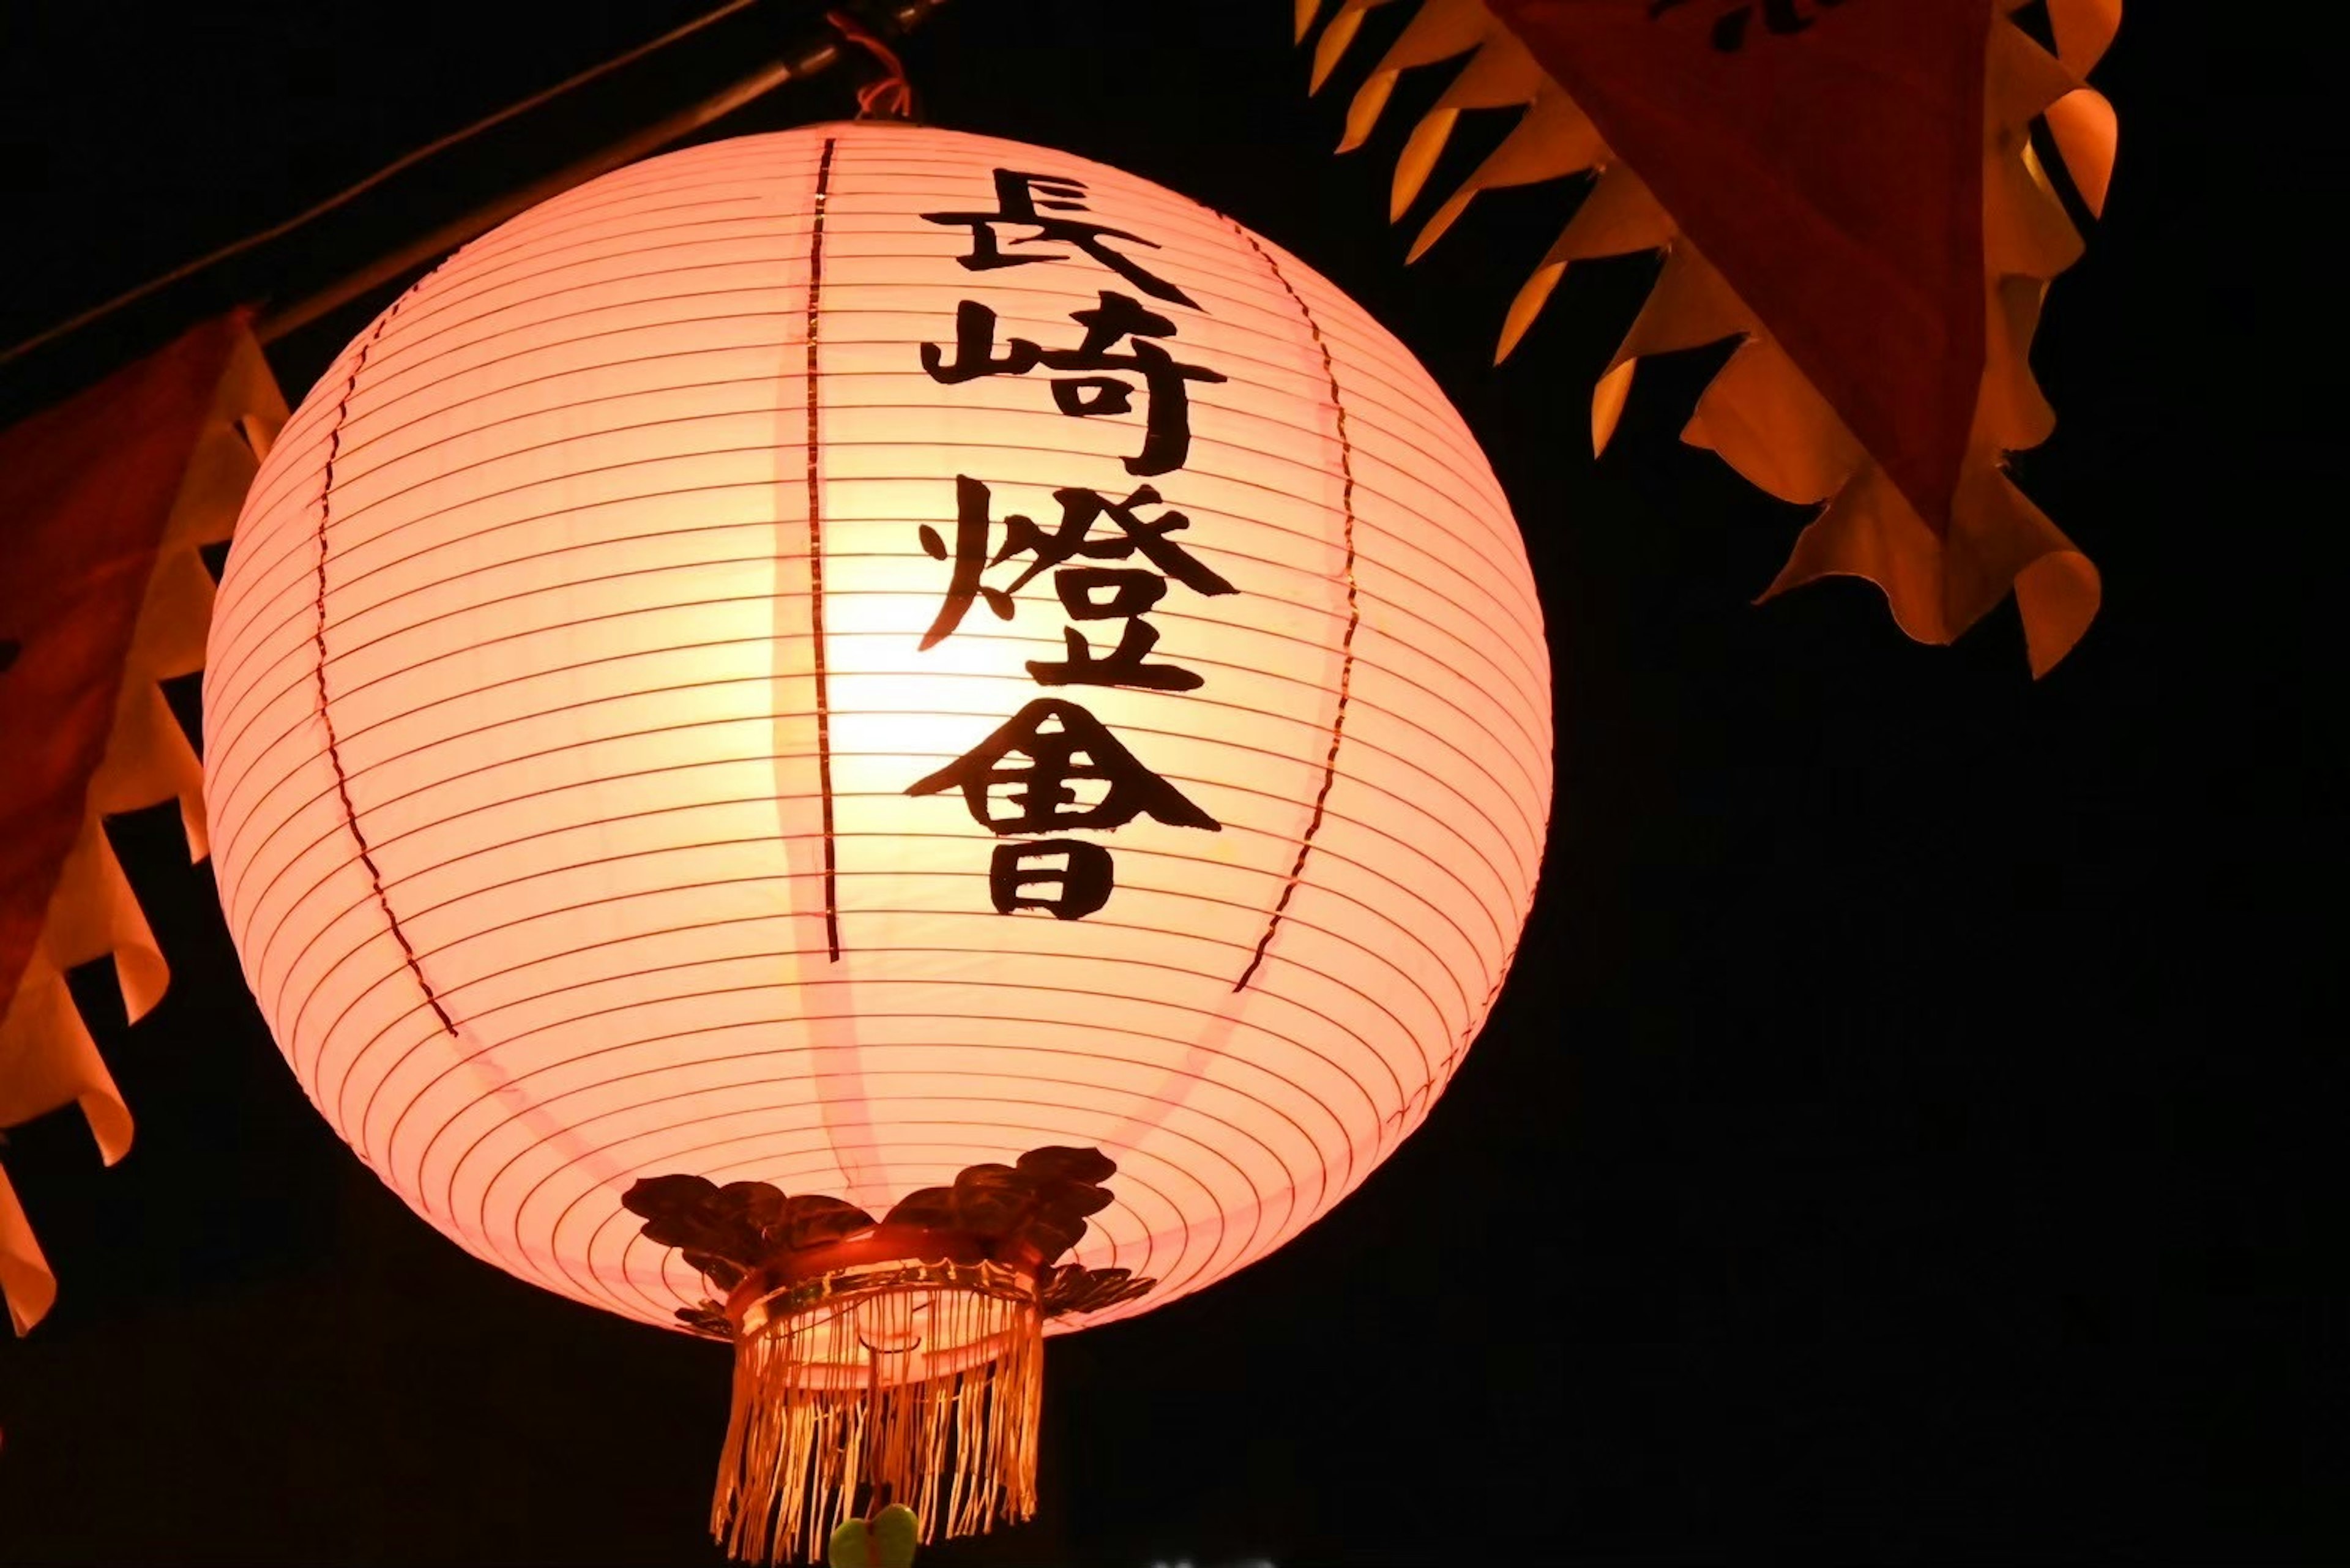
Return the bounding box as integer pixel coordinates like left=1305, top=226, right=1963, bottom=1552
left=906, top=698, right=1219, bottom=834
left=919, top=292, right=1228, bottom=476
left=990, top=838, right=1116, bottom=919
left=918, top=476, right=1023, bottom=649
left=918, top=477, right=1236, bottom=651
left=923, top=169, right=1199, bottom=309
left=1028, top=567, right=1199, bottom=691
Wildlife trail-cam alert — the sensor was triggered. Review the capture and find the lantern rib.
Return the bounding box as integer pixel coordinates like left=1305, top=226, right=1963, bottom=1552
left=314, top=318, right=1516, bottom=590
left=224, top=686, right=1530, bottom=966
left=245, top=763, right=1508, bottom=1018
left=469, top=1029, right=1340, bottom=1223
left=407, top=1041, right=1333, bottom=1297
left=300, top=351, right=1502, bottom=562
left=573, top=1122, right=1224, bottom=1319
left=287, top=729, right=1504, bottom=1001
left=229, top=619, right=1545, bottom=905
left=540, top=1095, right=1280, bottom=1322
left=397, top=177, right=1351, bottom=307
left=510, top=1073, right=1307, bottom=1308
left=329, top=275, right=1503, bottom=499
left=307, top=289, right=460, bottom=1044
left=458, top=1026, right=1346, bottom=1247
left=285, top=338, right=1526, bottom=613
left=378, top=903, right=1450, bottom=1094
left=264, top=575, right=1545, bottom=810
left=219, top=425, right=1535, bottom=679
left=327, top=935, right=1424, bottom=1148
left=804, top=136, right=843, bottom=965
left=285, top=833, right=1489, bottom=1122
left=340, top=831, right=1483, bottom=1034
left=307, top=238, right=1511, bottom=525
left=575, top=1135, right=1218, bottom=1324
left=236, top=714, right=1529, bottom=1025
left=204, top=526, right=1548, bottom=827
left=222, top=409, right=1541, bottom=665
left=213, top=441, right=1538, bottom=719
left=584, top=1131, right=1215, bottom=1327
left=326, top=955, right=1420, bottom=1212
left=264, top=706, right=1535, bottom=922
left=253, top=531, right=1548, bottom=755
left=1231, top=226, right=1364, bottom=995
left=363, top=196, right=1377, bottom=353
left=419, top=1010, right=1362, bottom=1257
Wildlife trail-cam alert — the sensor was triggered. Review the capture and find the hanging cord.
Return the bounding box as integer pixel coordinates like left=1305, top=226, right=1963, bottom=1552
left=828, top=9, right=920, bottom=119
left=0, top=0, right=764, bottom=371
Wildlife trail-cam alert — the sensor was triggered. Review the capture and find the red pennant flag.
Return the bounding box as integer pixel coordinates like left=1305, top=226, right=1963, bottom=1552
left=1, top=313, right=278, bottom=1334
left=1487, top=0, right=1990, bottom=529
left=0, top=316, right=245, bottom=1025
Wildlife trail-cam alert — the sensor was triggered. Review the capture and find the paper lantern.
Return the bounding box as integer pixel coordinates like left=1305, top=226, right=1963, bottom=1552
left=202, top=121, right=1550, bottom=1559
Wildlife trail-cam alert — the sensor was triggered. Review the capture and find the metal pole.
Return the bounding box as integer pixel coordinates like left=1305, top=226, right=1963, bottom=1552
left=257, top=0, right=950, bottom=345
left=256, top=51, right=821, bottom=344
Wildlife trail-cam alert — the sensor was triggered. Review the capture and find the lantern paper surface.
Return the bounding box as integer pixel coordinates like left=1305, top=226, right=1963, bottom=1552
left=203, top=122, right=1550, bottom=1345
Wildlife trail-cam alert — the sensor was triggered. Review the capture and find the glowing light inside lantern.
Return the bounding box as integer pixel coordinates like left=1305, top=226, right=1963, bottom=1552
left=203, top=121, right=1550, bottom=1557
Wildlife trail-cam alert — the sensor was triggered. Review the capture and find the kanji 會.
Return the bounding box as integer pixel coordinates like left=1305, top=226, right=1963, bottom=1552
left=906, top=698, right=1219, bottom=835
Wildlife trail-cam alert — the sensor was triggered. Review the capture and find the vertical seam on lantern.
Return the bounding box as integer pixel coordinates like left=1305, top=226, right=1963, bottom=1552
left=1231, top=226, right=1361, bottom=995
left=312, top=296, right=459, bottom=1039
left=808, top=135, right=842, bottom=963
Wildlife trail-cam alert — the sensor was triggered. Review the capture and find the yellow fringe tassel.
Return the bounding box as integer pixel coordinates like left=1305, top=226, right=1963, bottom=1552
left=715, top=1260, right=1044, bottom=1564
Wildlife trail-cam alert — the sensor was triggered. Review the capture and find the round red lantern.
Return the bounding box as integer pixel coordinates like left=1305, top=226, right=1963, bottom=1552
left=203, top=121, right=1549, bottom=1559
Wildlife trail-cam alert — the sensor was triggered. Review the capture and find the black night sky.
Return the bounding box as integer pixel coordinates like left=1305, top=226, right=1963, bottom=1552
left=0, top=3, right=2327, bottom=1564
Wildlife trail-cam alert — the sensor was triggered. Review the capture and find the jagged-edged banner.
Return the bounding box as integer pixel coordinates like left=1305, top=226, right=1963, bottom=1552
left=1299, top=0, right=2118, bottom=674
left=0, top=314, right=285, bottom=1334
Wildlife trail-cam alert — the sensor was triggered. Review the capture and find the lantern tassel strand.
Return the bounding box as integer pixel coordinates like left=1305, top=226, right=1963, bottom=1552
left=717, top=1280, right=1043, bottom=1564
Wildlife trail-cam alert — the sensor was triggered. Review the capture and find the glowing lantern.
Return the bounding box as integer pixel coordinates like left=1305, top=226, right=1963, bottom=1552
left=202, top=121, right=1549, bottom=1559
